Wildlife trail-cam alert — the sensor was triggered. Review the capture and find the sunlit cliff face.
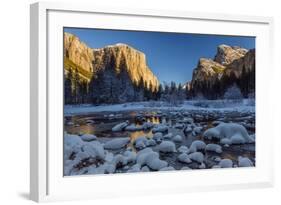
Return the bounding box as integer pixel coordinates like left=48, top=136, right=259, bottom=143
left=64, top=32, right=159, bottom=91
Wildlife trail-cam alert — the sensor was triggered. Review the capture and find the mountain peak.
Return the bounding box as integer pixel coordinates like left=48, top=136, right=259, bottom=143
left=214, top=44, right=248, bottom=65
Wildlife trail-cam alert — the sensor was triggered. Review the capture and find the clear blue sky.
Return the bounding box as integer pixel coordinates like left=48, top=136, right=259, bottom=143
left=64, top=27, right=255, bottom=84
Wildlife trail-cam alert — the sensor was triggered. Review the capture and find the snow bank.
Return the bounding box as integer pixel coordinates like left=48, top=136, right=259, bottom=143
left=104, top=137, right=130, bottom=150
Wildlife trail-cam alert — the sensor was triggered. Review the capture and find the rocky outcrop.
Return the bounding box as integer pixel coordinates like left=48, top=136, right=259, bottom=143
left=214, top=44, right=248, bottom=65
left=190, top=45, right=255, bottom=99
left=64, top=32, right=160, bottom=104
left=92, top=44, right=159, bottom=91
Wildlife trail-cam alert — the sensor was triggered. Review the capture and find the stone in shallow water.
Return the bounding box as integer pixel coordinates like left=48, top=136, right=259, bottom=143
left=104, top=137, right=130, bottom=150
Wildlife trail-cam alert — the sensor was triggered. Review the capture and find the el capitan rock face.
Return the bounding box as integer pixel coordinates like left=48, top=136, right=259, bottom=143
left=190, top=45, right=255, bottom=99
left=92, top=44, right=159, bottom=91
left=64, top=33, right=159, bottom=104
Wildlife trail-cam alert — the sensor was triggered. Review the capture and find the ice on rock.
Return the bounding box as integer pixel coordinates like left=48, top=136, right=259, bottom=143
left=104, top=137, right=130, bottom=150
left=178, top=145, right=189, bottom=153
left=238, top=156, right=254, bottom=167
left=177, top=153, right=192, bottom=164
left=172, top=135, right=183, bottom=143
left=158, top=141, right=176, bottom=153
left=112, top=121, right=129, bottom=132
left=205, top=144, right=222, bottom=154
left=203, top=123, right=254, bottom=144
left=80, top=134, right=97, bottom=142
left=189, top=140, right=206, bottom=153
left=152, top=124, right=169, bottom=133
left=152, top=132, right=163, bottom=143
left=188, top=152, right=204, bottom=163
left=218, top=159, right=233, bottom=168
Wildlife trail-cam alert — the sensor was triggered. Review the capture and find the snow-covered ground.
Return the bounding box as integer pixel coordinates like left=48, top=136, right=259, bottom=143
left=64, top=99, right=255, bottom=116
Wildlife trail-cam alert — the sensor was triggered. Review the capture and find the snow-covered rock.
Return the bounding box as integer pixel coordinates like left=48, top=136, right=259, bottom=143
left=134, top=136, right=148, bottom=150
left=188, top=152, right=204, bottom=163
left=218, top=159, right=233, bottom=168
left=163, top=133, right=173, bottom=140
left=125, top=124, right=142, bottom=131
left=158, top=141, right=176, bottom=153
left=177, top=153, right=192, bottom=164
left=220, top=138, right=232, bottom=145
left=238, top=156, right=254, bottom=167
left=189, top=140, right=206, bottom=153
left=205, top=144, right=222, bottom=153
left=112, top=121, right=129, bottom=132
left=152, top=124, right=169, bottom=133
left=174, top=123, right=184, bottom=129
left=178, top=145, right=189, bottom=153
left=193, top=126, right=203, bottom=134
left=141, top=166, right=150, bottom=172
left=82, top=141, right=105, bottom=160
left=152, top=132, right=163, bottom=143
left=172, top=135, right=183, bottom=143
left=104, top=137, right=130, bottom=150
left=136, top=148, right=168, bottom=170
left=203, top=123, right=254, bottom=144
left=141, top=122, right=154, bottom=130
left=80, top=134, right=97, bottom=142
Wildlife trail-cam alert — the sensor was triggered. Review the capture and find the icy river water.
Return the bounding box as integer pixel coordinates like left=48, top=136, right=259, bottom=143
left=64, top=109, right=255, bottom=170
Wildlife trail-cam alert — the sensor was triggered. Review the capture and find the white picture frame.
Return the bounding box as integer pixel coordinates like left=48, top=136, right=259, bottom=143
left=30, top=2, right=274, bottom=202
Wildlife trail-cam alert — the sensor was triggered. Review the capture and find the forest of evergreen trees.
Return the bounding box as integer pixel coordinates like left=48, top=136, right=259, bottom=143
left=64, top=63, right=255, bottom=105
